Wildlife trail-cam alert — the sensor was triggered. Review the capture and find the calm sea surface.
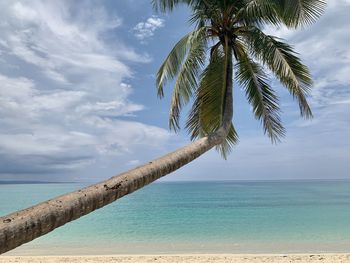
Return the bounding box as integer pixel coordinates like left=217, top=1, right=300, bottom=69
left=1, top=180, right=350, bottom=255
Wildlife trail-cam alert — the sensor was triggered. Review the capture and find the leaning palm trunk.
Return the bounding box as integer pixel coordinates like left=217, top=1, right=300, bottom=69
left=0, top=134, right=219, bottom=254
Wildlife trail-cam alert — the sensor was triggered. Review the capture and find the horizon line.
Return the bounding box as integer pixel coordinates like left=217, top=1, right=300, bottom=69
left=1, top=178, right=350, bottom=185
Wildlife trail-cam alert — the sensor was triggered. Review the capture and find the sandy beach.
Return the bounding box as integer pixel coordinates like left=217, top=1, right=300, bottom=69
left=1, top=254, right=350, bottom=263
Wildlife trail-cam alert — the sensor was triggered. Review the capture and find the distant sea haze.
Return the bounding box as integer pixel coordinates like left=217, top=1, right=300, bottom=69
left=2, top=180, right=350, bottom=255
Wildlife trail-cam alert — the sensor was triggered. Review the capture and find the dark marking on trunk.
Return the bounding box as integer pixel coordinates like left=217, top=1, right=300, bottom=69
left=104, top=183, right=122, bottom=191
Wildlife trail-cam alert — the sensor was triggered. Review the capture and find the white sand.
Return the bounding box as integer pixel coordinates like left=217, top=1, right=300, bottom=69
left=1, top=254, right=350, bottom=262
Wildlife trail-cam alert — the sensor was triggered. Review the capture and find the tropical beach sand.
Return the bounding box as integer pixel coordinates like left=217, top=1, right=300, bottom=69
left=1, top=254, right=350, bottom=263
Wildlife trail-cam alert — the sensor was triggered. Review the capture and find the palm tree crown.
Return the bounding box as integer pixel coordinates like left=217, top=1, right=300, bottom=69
left=153, top=0, right=326, bottom=157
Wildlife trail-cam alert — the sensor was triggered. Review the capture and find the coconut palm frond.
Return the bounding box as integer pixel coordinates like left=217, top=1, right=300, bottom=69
left=235, top=43, right=285, bottom=142
left=244, top=28, right=313, bottom=118
left=186, top=49, right=238, bottom=157
left=235, top=0, right=281, bottom=26
left=156, top=28, right=204, bottom=98
left=169, top=28, right=207, bottom=131
left=276, top=0, right=326, bottom=27
left=186, top=50, right=224, bottom=140
left=215, top=124, right=239, bottom=159
left=152, top=0, right=194, bottom=12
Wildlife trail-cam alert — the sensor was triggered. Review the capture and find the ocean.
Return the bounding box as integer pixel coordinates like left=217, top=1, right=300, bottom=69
left=1, top=180, right=350, bottom=255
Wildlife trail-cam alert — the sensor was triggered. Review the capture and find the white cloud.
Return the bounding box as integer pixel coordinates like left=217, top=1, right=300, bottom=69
left=0, top=1, right=170, bottom=179
left=133, top=15, right=165, bottom=41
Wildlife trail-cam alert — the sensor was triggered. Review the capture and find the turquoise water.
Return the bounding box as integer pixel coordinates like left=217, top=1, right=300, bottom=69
left=1, top=180, right=350, bottom=255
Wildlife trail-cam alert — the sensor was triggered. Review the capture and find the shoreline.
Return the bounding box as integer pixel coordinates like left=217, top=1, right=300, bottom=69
left=1, top=254, right=350, bottom=262
left=6, top=241, right=350, bottom=256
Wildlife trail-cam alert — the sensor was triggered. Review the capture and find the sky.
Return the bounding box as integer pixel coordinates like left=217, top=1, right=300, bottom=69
left=0, top=0, right=349, bottom=182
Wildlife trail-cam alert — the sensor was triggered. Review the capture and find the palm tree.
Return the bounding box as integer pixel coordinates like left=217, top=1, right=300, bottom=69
left=0, top=0, right=325, bottom=254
